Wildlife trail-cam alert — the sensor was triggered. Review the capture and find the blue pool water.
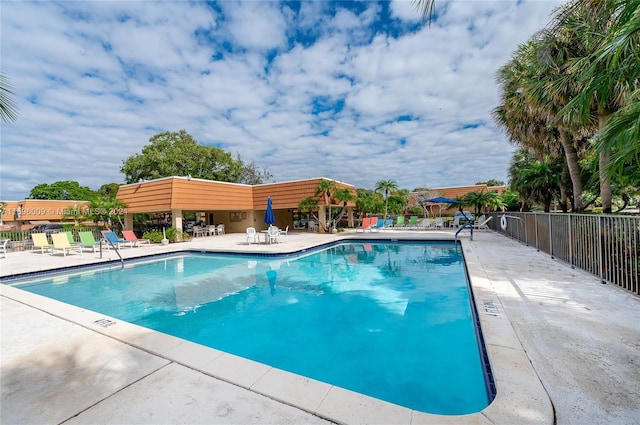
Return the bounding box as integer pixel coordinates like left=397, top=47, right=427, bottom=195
left=13, top=241, right=492, bottom=415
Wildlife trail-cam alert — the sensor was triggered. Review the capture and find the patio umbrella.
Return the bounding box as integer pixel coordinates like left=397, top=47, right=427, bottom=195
left=423, top=197, right=460, bottom=217
left=264, top=196, right=275, bottom=227
left=425, top=196, right=459, bottom=204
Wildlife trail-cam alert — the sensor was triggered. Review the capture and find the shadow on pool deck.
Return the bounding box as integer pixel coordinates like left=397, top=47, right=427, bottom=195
left=1, top=230, right=639, bottom=424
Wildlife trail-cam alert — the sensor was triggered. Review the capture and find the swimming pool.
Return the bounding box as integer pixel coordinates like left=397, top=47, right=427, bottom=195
left=10, top=241, right=494, bottom=415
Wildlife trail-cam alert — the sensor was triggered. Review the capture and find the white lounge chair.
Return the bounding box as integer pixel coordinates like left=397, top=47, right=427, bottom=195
left=475, top=216, right=493, bottom=230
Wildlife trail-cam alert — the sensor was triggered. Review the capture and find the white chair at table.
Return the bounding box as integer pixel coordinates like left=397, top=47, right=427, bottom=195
left=279, top=225, right=289, bottom=242
left=217, top=224, right=225, bottom=235
left=208, top=225, right=217, bottom=236
left=267, top=225, right=280, bottom=244
left=246, top=227, right=258, bottom=244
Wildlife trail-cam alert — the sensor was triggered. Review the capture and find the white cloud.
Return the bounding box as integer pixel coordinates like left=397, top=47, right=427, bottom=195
left=0, top=0, right=564, bottom=201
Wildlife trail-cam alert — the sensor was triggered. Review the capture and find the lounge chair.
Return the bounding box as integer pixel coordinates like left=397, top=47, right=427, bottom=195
left=475, top=216, right=493, bottom=230
left=395, top=216, right=405, bottom=228
left=79, top=231, right=101, bottom=253
left=418, top=218, right=431, bottom=229
left=51, top=233, right=82, bottom=256
left=102, top=231, right=132, bottom=248
left=408, top=216, right=418, bottom=229
left=32, top=233, right=52, bottom=254
left=64, top=231, right=82, bottom=247
left=372, top=218, right=385, bottom=232
left=122, top=230, right=151, bottom=247
left=433, top=218, right=444, bottom=229
left=369, top=217, right=379, bottom=232
left=357, top=217, right=371, bottom=232
left=246, top=227, right=258, bottom=244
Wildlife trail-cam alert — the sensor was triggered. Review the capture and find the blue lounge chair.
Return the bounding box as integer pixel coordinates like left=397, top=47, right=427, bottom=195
left=102, top=231, right=133, bottom=248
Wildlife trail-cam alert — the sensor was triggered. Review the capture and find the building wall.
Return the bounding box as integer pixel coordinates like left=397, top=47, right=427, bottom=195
left=0, top=200, right=92, bottom=228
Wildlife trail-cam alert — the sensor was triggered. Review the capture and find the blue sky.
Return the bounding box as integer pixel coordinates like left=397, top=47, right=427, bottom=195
left=0, top=0, right=564, bottom=201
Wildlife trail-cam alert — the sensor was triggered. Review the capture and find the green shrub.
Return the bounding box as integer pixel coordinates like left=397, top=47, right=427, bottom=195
left=143, top=230, right=164, bottom=243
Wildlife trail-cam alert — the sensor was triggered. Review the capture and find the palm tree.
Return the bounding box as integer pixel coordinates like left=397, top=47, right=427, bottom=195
left=559, top=0, right=640, bottom=211
left=375, top=180, right=399, bottom=222
left=315, top=180, right=338, bottom=232
left=0, top=73, right=18, bottom=123
left=502, top=36, right=589, bottom=212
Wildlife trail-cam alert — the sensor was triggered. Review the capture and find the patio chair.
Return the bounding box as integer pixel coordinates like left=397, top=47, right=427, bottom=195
left=451, top=216, right=461, bottom=229
left=267, top=225, right=280, bottom=244
left=372, top=218, right=385, bottom=232
left=408, top=216, right=418, bottom=229
left=102, top=230, right=132, bottom=248
left=279, top=225, right=289, bottom=242
left=64, top=231, right=82, bottom=247
left=32, top=233, right=52, bottom=254
left=51, top=233, right=82, bottom=257
left=79, top=231, right=101, bottom=253
left=1, top=239, right=9, bottom=258
left=475, top=216, right=493, bottom=230
left=208, top=225, right=217, bottom=236
left=433, top=218, right=444, bottom=229
left=122, top=230, right=151, bottom=247
left=418, top=218, right=431, bottom=229
left=369, top=217, right=379, bottom=232
left=246, top=227, right=258, bottom=244
left=217, top=224, right=225, bottom=235
left=357, top=217, right=371, bottom=232
left=395, top=216, right=405, bottom=227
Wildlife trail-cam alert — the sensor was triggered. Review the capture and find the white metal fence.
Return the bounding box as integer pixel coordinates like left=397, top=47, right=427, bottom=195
left=486, top=212, right=640, bottom=296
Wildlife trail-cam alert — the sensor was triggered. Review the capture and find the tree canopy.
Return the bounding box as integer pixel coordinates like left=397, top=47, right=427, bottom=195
left=120, top=130, right=272, bottom=184
left=29, top=181, right=96, bottom=200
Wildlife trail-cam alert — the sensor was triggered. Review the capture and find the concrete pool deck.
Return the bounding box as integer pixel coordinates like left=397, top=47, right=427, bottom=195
left=1, top=229, right=639, bottom=424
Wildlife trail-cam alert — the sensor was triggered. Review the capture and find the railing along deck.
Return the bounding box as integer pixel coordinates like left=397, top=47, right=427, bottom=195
left=487, top=212, right=640, bottom=296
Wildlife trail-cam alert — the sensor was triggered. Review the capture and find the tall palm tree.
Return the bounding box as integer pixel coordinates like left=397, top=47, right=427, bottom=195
left=375, top=179, right=399, bottom=222
left=0, top=73, right=18, bottom=123
left=495, top=39, right=587, bottom=212
left=545, top=0, right=631, bottom=213
left=560, top=0, right=640, bottom=204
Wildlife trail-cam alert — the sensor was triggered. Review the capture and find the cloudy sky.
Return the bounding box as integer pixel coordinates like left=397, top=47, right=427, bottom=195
left=1, top=0, right=564, bottom=201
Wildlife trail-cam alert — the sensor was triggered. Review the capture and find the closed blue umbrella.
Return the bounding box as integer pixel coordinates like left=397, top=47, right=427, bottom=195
left=264, top=196, right=275, bottom=226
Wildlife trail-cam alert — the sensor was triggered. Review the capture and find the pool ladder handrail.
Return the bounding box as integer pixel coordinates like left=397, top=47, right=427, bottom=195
left=455, top=223, right=474, bottom=242
left=100, top=239, right=124, bottom=264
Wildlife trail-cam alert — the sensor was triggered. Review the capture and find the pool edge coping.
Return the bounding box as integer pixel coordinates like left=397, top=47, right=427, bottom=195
left=0, top=235, right=554, bottom=424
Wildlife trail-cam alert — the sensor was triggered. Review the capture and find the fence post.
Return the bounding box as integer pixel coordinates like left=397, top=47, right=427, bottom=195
left=535, top=213, right=539, bottom=252
left=568, top=214, right=573, bottom=268
left=598, top=216, right=605, bottom=284
left=548, top=214, right=553, bottom=259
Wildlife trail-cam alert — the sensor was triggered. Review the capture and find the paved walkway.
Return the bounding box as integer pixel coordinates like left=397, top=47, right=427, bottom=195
left=1, top=229, right=639, bottom=424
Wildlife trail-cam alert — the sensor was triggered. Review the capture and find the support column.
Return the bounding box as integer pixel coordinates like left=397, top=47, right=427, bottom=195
left=124, top=213, right=133, bottom=230
left=172, top=209, right=183, bottom=241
